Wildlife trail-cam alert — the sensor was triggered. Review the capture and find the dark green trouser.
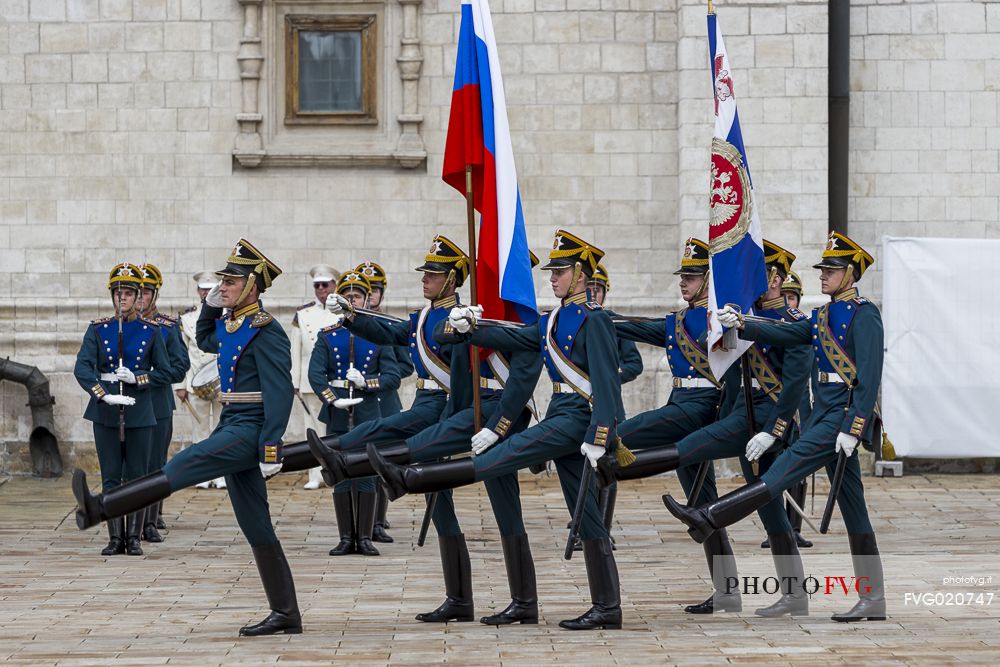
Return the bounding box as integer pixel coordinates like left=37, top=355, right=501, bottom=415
left=94, top=424, right=153, bottom=493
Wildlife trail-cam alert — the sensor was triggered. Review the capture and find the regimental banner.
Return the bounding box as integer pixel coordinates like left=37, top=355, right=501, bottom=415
left=705, top=9, right=769, bottom=380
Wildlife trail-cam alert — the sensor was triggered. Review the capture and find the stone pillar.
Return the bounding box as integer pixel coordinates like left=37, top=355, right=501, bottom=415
left=394, top=0, right=425, bottom=168
left=234, top=0, right=265, bottom=167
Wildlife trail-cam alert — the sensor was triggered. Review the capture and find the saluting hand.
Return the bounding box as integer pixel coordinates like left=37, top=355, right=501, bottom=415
left=205, top=283, right=224, bottom=308
left=745, top=432, right=777, bottom=462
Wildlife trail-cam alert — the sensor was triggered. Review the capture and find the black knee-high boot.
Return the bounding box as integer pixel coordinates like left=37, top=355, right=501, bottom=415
left=279, top=440, right=322, bottom=474
left=354, top=491, right=380, bottom=556
left=372, top=488, right=393, bottom=543
left=100, top=517, right=125, bottom=556
left=558, top=538, right=622, bottom=630
left=685, top=528, right=741, bottom=614
left=125, top=511, right=144, bottom=556
left=416, top=535, right=474, bottom=623
left=663, top=480, right=771, bottom=544
left=239, top=542, right=302, bottom=636
left=598, top=445, right=679, bottom=489
left=328, top=491, right=356, bottom=556
left=755, top=531, right=809, bottom=616
left=73, top=469, right=173, bottom=530
left=327, top=443, right=411, bottom=485
left=142, top=502, right=163, bottom=543
left=368, top=444, right=476, bottom=501
left=480, top=533, right=538, bottom=625
left=831, top=532, right=886, bottom=622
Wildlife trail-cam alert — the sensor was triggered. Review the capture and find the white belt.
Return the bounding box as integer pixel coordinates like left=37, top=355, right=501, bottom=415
left=416, top=378, right=443, bottom=391
left=480, top=378, right=503, bottom=391
left=99, top=373, right=118, bottom=382
left=818, top=372, right=847, bottom=384
left=672, top=377, right=716, bottom=389
left=328, top=379, right=351, bottom=389
left=552, top=382, right=578, bottom=394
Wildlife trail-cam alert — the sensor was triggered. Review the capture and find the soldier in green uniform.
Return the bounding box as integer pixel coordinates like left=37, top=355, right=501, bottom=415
left=74, top=263, right=172, bottom=557
left=584, top=262, right=642, bottom=547
left=137, top=263, right=190, bottom=542
left=666, top=231, right=887, bottom=623
left=311, top=254, right=543, bottom=626
left=72, top=239, right=302, bottom=636
left=310, top=271, right=401, bottom=557
left=365, top=230, right=626, bottom=631
left=355, top=261, right=414, bottom=544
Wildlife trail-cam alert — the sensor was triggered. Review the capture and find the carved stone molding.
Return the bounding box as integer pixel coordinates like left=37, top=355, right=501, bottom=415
left=394, top=0, right=425, bottom=168
left=234, top=0, right=266, bottom=167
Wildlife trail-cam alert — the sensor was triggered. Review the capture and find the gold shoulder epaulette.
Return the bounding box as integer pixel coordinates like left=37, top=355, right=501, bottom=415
left=156, top=313, right=177, bottom=327
left=297, top=301, right=314, bottom=311
left=140, top=316, right=160, bottom=327
left=584, top=301, right=603, bottom=311
left=785, top=307, right=806, bottom=321
left=91, top=316, right=113, bottom=326
left=321, top=322, right=343, bottom=334
left=251, top=310, right=274, bottom=328
left=853, top=296, right=871, bottom=306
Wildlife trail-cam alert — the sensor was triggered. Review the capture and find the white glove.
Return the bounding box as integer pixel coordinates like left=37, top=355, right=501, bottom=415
left=717, top=305, right=743, bottom=329
left=835, top=432, right=859, bottom=458
left=745, top=432, right=777, bottom=462
left=580, top=443, right=605, bottom=469
left=101, top=394, right=136, bottom=406
left=471, top=428, right=500, bottom=456
left=325, top=293, right=350, bottom=314
left=205, top=283, right=224, bottom=307
left=448, top=305, right=483, bottom=334
left=115, top=365, right=137, bottom=384
left=333, top=397, right=364, bottom=410
left=346, top=367, right=366, bottom=389
left=259, top=462, right=282, bottom=480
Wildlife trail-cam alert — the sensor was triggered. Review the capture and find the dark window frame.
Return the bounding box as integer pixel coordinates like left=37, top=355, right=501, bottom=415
left=284, top=13, right=377, bottom=126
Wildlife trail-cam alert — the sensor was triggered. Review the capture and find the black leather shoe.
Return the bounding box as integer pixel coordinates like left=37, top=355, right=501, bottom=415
left=558, top=607, right=622, bottom=630
left=684, top=593, right=742, bottom=614
left=794, top=531, right=813, bottom=548
left=73, top=469, right=102, bottom=529
left=239, top=610, right=303, bottom=636
left=142, top=523, right=163, bottom=543
left=305, top=429, right=341, bottom=487
left=755, top=532, right=809, bottom=617
left=372, top=524, right=394, bottom=543
left=831, top=597, right=886, bottom=622
left=125, top=536, right=143, bottom=556
left=328, top=538, right=355, bottom=556
left=369, top=444, right=475, bottom=502
left=155, top=516, right=166, bottom=530
left=760, top=537, right=770, bottom=549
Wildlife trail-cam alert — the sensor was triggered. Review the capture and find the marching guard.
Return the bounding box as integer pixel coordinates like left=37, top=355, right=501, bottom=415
left=666, top=231, right=887, bottom=622
left=355, top=260, right=415, bottom=543
left=72, top=239, right=302, bottom=636
left=138, top=263, right=190, bottom=542
left=366, top=230, right=627, bottom=631
left=291, top=264, right=342, bottom=490
left=73, top=263, right=171, bottom=556
left=309, top=271, right=400, bottom=557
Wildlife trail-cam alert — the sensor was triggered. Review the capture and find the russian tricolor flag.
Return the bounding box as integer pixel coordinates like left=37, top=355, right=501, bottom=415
left=443, top=0, right=537, bottom=325
left=706, top=10, right=768, bottom=378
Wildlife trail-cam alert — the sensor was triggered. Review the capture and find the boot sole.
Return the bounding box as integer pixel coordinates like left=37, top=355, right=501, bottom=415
left=72, top=469, right=100, bottom=530
left=239, top=626, right=303, bottom=636
left=480, top=618, right=539, bottom=625
left=832, top=615, right=886, bottom=623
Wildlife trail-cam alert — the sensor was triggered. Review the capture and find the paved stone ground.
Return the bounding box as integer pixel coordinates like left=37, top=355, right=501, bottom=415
left=1, top=471, right=999, bottom=665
